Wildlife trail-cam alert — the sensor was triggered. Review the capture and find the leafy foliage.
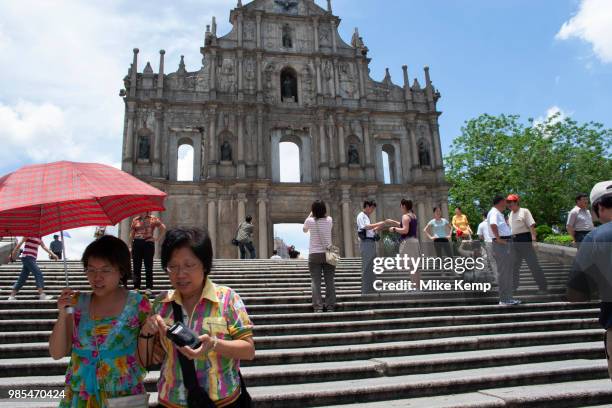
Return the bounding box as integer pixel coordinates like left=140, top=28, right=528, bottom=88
left=445, top=113, right=612, bottom=229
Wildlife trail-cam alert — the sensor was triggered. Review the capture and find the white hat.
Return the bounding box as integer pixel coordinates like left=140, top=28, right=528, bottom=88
left=590, top=180, right=612, bottom=205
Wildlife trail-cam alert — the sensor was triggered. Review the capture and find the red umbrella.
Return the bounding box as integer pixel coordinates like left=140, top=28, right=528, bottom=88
left=0, top=161, right=166, bottom=237
left=0, top=161, right=166, bottom=290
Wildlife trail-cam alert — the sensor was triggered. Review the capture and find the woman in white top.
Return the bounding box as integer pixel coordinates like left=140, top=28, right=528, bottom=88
left=423, top=207, right=453, bottom=259
left=303, top=200, right=336, bottom=313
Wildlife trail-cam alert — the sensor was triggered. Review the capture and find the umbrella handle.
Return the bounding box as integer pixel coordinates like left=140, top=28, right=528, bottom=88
left=60, top=230, right=74, bottom=314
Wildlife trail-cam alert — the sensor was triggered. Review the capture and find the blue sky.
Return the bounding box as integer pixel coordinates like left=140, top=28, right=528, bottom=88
left=0, top=0, right=610, bottom=258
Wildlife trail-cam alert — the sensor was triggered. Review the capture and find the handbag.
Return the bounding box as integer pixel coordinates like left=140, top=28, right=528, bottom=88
left=106, top=394, right=150, bottom=408
left=171, top=302, right=252, bottom=408
left=313, top=218, right=340, bottom=266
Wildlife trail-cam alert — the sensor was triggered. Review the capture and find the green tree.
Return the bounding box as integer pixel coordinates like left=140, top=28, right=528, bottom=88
left=445, top=113, right=612, bottom=229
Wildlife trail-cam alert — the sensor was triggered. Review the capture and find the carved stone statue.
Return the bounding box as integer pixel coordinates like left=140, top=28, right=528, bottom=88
left=348, top=144, right=360, bottom=165
left=221, top=140, right=232, bottom=161
left=418, top=140, right=431, bottom=167
left=282, top=25, right=293, bottom=48
left=282, top=76, right=294, bottom=101
left=138, top=135, right=150, bottom=160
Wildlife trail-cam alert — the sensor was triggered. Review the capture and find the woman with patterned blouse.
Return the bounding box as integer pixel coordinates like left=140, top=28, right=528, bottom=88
left=139, top=227, right=255, bottom=408
left=49, top=235, right=150, bottom=407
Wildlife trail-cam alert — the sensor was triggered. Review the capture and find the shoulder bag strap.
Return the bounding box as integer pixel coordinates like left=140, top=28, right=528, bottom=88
left=171, top=302, right=215, bottom=408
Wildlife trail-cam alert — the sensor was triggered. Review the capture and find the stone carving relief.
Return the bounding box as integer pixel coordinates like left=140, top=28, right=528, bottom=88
left=301, top=64, right=314, bottom=106
left=218, top=58, right=236, bottom=93
left=195, top=57, right=210, bottom=92
left=265, top=23, right=276, bottom=49
left=244, top=57, right=256, bottom=92
left=319, top=26, right=331, bottom=46
left=282, top=24, right=293, bottom=48
left=264, top=62, right=276, bottom=103
left=322, top=60, right=334, bottom=96
left=244, top=20, right=256, bottom=41
left=339, top=62, right=357, bottom=99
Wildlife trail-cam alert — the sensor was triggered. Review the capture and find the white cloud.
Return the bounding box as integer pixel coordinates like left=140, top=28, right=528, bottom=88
left=556, top=0, right=612, bottom=63
left=0, top=0, right=235, bottom=258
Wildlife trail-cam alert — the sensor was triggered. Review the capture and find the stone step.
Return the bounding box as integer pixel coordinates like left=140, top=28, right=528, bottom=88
left=247, top=359, right=608, bottom=407
left=0, top=309, right=598, bottom=337
left=0, top=342, right=602, bottom=392
left=319, top=378, right=612, bottom=407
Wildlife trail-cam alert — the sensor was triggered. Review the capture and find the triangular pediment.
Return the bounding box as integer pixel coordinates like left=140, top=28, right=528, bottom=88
left=242, top=0, right=329, bottom=17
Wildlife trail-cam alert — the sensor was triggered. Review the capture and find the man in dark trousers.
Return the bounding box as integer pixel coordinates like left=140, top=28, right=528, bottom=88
left=49, top=235, right=63, bottom=260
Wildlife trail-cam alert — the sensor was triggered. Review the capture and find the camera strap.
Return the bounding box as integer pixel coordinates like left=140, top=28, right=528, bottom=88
left=171, top=301, right=215, bottom=408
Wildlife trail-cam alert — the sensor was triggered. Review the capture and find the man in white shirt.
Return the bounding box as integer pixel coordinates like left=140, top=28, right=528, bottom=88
left=356, top=200, right=385, bottom=295
left=507, top=194, right=547, bottom=294
left=566, top=193, right=595, bottom=247
left=488, top=195, right=520, bottom=306
left=477, top=212, right=497, bottom=278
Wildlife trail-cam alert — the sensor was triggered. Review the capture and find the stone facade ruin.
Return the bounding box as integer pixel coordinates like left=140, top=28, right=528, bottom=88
left=119, top=0, right=449, bottom=258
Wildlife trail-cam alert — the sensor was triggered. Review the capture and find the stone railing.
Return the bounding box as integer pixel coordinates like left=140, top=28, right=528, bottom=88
left=535, top=242, right=577, bottom=266
left=0, top=238, right=17, bottom=265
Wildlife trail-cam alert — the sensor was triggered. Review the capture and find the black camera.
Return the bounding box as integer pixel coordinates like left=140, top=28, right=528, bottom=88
left=166, top=322, right=202, bottom=349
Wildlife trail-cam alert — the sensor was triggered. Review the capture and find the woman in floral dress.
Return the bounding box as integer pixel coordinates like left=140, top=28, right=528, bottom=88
left=49, top=235, right=151, bottom=407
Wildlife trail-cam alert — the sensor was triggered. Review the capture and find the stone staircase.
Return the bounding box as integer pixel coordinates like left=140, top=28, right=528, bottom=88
left=0, top=258, right=610, bottom=407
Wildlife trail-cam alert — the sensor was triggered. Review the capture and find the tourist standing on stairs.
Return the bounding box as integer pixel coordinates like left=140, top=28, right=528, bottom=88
left=566, top=181, right=612, bottom=379
left=357, top=200, right=386, bottom=295
left=50, top=235, right=151, bottom=407
left=129, top=212, right=166, bottom=296
left=235, top=215, right=257, bottom=259
left=507, top=194, right=548, bottom=294
left=7, top=237, right=57, bottom=301
left=566, top=193, right=595, bottom=248
left=303, top=200, right=336, bottom=313
left=386, top=199, right=421, bottom=288
left=423, top=207, right=453, bottom=258
left=49, top=235, right=63, bottom=260
left=452, top=206, right=473, bottom=242
left=488, top=195, right=520, bottom=306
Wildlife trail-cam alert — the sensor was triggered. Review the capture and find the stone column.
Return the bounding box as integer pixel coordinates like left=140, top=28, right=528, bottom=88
left=407, top=120, right=419, bottom=168
left=257, top=191, right=268, bottom=259
left=153, top=108, right=163, bottom=176
left=315, top=57, right=322, bottom=95
left=209, top=50, right=217, bottom=96
left=237, top=51, right=244, bottom=99
left=402, top=65, right=413, bottom=108
left=337, top=115, right=348, bottom=179
left=361, top=117, right=375, bottom=180
left=430, top=118, right=443, bottom=169
left=332, top=58, right=340, bottom=98
left=313, top=17, right=320, bottom=52
left=441, top=200, right=450, bottom=221
left=318, top=113, right=328, bottom=180
left=341, top=187, right=353, bottom=257
left=237, top=109, right=246, bottom=177
left=257, top=107, right=265, bottom=178
left=330, top=20, right=337, bottom=53
left=123, top=108, right=135, bottom=173
left=129, top=48, right=138, bottom=98
left=357, top=59, right=366, bottom=101
left=237, top=14, right=243, bottom=48
left=256, top=52, right=263, bottom=96
left=256, top=12, right=262, bottom=49
left=327, top=115, right=336, bottom=168
left=400, top=132, right=412, bottom=183
left=207, top=189, right=217, bottom=254
left=208, top=107, right=218, bottom=177
left=157, top=50, right=165, bottom=99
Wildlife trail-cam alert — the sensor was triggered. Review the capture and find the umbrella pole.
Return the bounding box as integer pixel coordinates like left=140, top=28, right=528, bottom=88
left=61, top=230, right=68, bottom=286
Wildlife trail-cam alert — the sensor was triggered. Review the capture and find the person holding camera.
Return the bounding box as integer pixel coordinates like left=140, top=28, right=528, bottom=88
left=303, top=200, right=336, bottom=313
left=139, top=228, right=255, bottom=408
left=49, top=235, right=151, bottom=407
